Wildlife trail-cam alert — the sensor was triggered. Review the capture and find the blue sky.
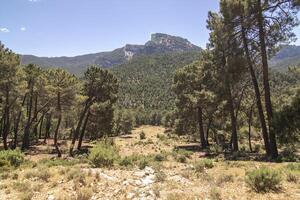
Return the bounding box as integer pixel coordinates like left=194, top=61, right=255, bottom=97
left=0, top=0, right=299, bottom=57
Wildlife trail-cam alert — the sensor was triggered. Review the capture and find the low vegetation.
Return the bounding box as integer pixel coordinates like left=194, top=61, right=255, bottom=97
left=245, top=168, right=282, bottom=193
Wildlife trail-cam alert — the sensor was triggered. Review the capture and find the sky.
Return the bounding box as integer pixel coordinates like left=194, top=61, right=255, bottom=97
left=1, top=0, right=299, bottom=57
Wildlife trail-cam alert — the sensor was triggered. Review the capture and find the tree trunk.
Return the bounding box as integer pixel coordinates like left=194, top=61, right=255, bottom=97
left=2, top=89, right=10, bottom=150
left=33, top=95, right=38, bottom=142
left=69, top=98, right=92, bottom=156
left=22, top=89, right=33, bottom=150
left=206, top=118, right=212, bottom=146
left=39, top=114, right=44, bottom=139
left=256, top=0, right=278, bottom=158
left=248, top=106, right=253, bottom=152
left=241, top=15, right=271, bottom=156
left=13, top=94, right=27, bottom=149
left=197, top=106, right=207, bottom=149
left=54, top=92, right=62, bottom=157
left=44, top=113, right=51, bottom=143
left=228, top=86, right=239, bottom=151
left=77, top=111, right=90, bottom=150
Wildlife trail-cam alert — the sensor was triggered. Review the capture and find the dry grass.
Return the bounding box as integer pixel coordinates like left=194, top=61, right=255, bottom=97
left=0, top=126, right=298, bottom=200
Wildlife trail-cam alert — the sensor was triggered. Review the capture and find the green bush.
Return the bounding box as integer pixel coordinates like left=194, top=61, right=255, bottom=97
left=277, top=147, right=299, bottom=162
left=0, top=150, right=25, bottom=167
left=119, top=156, right=134, bottom=167
left=139, top=131, right=146, bottom=140
left=39, top=158, right=82, bottom=167
left=201, top=159, right=214, bottom=168
left=245, top=168, right=282, bottom=193
left=154, top=154, right=166, bottom=162
left=286, top=163, right=300, bottom=171
left=193, top=159, right=214, bottom=174
left=156, top=133, right=168, bottom=141
left=172, top=149, right=193, bottom=163
left=118, top=154, right=154, bottom=169
left=88, top=142, right=119, bottom=167
left=137, top=156, right=151, bottom=169
left=175, top=154, right=186, bottom=163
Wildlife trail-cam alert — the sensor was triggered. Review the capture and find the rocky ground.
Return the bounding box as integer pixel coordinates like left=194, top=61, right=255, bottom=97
left=0, top=126, right=299, bottom=200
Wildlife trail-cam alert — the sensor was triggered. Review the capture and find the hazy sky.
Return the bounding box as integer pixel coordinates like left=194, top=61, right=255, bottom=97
left=1, top=0, right=299, bottom=57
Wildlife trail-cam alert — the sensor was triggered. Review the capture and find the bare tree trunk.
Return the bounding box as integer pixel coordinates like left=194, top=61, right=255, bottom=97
left=44, top=113, right=52, bottom=143
left=228, top=86, right=239, bottom=151
left=69, top=98, right=92, bottom=156
left=77, top=111, right=90, bottom=150
left=248, top=106, right=253, bottom=152
left=206, top=118, right=212, bottom=146
left=13, top=94, right=27, bottom=149
left=54, top=116, right=62, bottom=157
left=54, top=92, right=62, bottom=157
left=22, top=90, right=33, bottom=150
left=256, top=0, right=278, bottom=158
left=241, top=17, right=271, bottom=156
left=197, top=106, right=207, bottom=149
left=33, top=95, right=38, bottom=143
left=39, top=114, right=44, bottom=139
left=2, top=89, right=10, bottom=150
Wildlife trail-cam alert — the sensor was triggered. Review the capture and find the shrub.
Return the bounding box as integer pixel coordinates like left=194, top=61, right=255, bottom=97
left=209, top=187, right=222, bottom=200
left=154, top=154, right=166, bottom=162
left=209, top=144, right=223, bottom=154
left=19, top=191, right=34, bottom=200
left=24, top=167, right=51, bottom=181
left=194, top=162, right=205, bottom=174
left=245, top=168, right=282, bottom=193
left=277, top=147, right=299, bottom=162
left=88, top=142, right=119, bottom=167
left=286, top=163, right=300, bottom=171
left=193, top=159, right=214, bottom=175
left=201, top=159, right=214, bottom=168
left=0, top=150, right=25, bottom=167
left=254, top=144, right=262, bottom=153
left=286, top=172, right=298, bottom=183
left=155, top=170, right=167, bottom=182
left=139, top=131, right=146, bottom=140
left=76, top=187, right=93, bottom=200
left=66, top=168, right=86, bottom=185
left=39, top=158, right=82, bottom=167
left=138, top=156, right=150, bottom=169
left=175, top=155, right=186, bottom=163
left=118, top=154, right=154, bottom=169
left=216, top=174, right=234, bottom=186
left=157, top=133, right=168, bottom=141
left=119, top=156, right=134, bottom=167
left=14, top=181, right=31, bottom=192
left=172, top=149, right=193, bottom=163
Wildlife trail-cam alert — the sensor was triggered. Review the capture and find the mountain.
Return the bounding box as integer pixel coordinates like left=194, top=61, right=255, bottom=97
left=269, top=45, right=300, bottom=71
left=21, top=33, right=201, bottom=74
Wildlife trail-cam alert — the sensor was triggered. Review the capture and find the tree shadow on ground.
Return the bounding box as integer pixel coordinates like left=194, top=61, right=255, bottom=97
left=175, top=143, right=270, bottom=162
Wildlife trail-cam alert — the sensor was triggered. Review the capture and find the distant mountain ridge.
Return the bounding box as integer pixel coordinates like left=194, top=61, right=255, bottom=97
left=21, top=33, right=201, bottom=74
left=269, top=45, right=300, bottom=71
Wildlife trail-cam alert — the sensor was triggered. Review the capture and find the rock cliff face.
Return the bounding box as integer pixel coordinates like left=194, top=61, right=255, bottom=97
left=21, top=33, right=202, bottom=74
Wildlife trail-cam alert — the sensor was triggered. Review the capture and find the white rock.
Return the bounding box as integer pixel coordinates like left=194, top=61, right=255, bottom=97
left=47, top=195, right=55, bottom=200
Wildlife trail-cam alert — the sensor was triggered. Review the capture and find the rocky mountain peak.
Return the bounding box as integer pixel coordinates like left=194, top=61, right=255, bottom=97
left=148, top=33, right=199, bottom=51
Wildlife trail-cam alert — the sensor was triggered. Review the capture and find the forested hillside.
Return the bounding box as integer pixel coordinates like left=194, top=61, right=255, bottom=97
left=269, top=45, right=300, bottom=71
left=112, top=52, right=201, bottom=111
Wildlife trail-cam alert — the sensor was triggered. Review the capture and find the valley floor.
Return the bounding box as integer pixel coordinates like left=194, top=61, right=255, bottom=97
left=0, top=126, right=299, bottom=200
